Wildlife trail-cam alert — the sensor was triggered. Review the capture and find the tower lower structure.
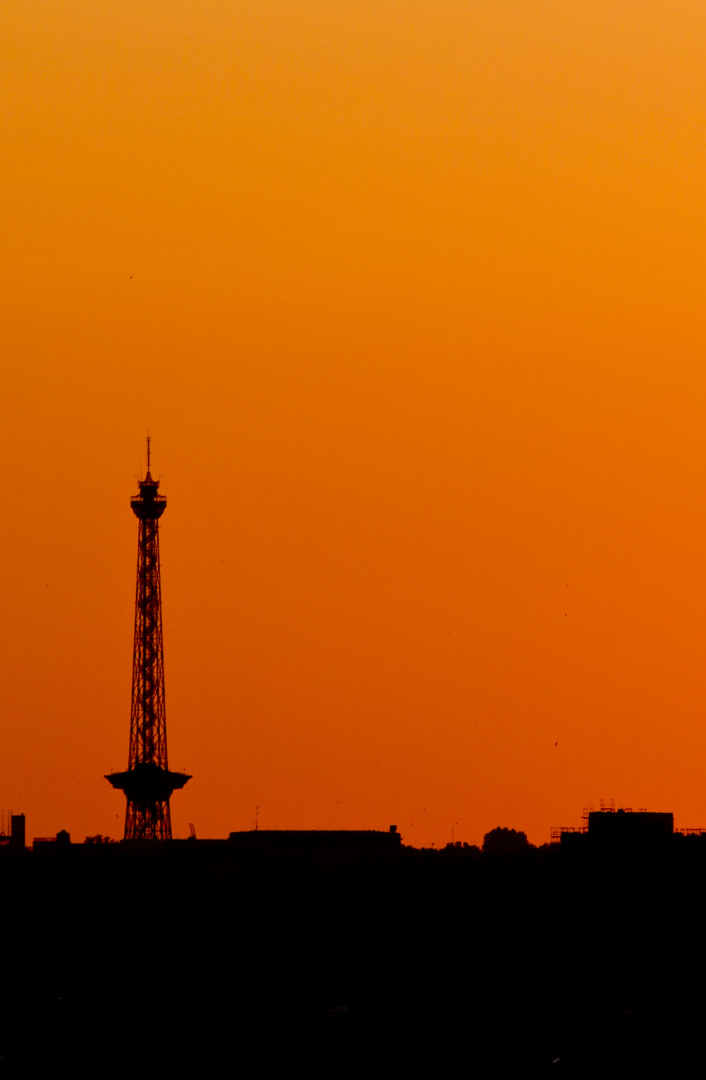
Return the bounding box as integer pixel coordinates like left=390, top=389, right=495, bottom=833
left=106, top=447, right=190, bottom=839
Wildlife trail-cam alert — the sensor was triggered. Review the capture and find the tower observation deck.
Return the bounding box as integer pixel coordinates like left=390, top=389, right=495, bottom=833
left=106, top=441, right=190, bottom=839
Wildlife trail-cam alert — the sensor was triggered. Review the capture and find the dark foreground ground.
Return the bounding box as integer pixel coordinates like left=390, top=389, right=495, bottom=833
left=1, top=836, right=705, bottom=1074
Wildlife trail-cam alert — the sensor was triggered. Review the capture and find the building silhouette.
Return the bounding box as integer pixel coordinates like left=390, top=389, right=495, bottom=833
left=555, top=804, right=675, bottom=848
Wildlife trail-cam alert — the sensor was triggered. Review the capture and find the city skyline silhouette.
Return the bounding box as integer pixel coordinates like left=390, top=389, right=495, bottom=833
left=4, top=6, right=706, bottom=1068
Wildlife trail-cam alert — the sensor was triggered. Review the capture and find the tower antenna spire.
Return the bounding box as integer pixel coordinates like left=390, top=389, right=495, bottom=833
left=106, top=447, right=191, bottom=840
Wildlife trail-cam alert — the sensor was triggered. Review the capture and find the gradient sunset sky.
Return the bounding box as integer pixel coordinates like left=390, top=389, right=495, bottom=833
left=4, top=2, right=706, bottom=846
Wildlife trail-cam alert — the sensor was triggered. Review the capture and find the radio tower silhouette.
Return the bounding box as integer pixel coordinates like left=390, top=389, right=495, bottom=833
left=107, top=439, right=190, bottom=840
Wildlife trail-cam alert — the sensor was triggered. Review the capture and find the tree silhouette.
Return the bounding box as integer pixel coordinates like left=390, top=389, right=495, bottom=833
left=482, top=827, right=530, bottom=854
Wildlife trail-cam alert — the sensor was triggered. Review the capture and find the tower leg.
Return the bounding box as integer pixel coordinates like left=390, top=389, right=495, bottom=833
left=125, top=799, right=173, bottom=841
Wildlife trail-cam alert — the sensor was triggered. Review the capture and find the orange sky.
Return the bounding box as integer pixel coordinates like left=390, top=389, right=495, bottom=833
left=3, top=2, right=706, bottom=846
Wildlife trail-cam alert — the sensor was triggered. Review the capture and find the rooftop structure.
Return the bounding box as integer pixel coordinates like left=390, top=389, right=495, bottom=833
left=554, top=804, right=674, bottom=847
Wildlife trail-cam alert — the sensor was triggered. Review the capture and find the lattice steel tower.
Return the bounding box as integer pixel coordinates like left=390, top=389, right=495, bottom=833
left=106, top=440, right=190, bottom=839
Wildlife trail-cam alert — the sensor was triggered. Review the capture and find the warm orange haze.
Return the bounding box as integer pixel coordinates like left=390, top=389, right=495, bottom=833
left=3, top=2, right=706, bottom=847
